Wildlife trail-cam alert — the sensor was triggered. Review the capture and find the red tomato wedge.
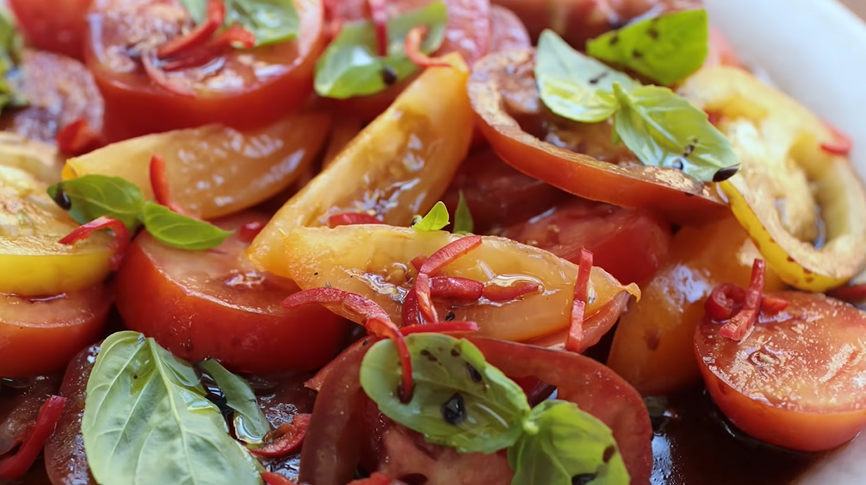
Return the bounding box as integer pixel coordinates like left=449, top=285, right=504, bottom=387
left=84, top=0, right=326, bottom=141
left=8, top=0, right=92, bottom=60
left=114, top=212, right=349, bottom=374
left=696, top=291, right=866, bottom=452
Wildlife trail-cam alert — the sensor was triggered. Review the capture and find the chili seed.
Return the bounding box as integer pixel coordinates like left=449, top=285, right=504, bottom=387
left=441, top=392, right=467, bottom=425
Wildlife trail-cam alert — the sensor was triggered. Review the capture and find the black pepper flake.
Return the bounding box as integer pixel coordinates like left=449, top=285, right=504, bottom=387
left=52, top=185, right=72, bottom=210
left=381, top=66, right=398, bottom=85
left=608, top=34, right=620, bottom=46
left=588, top=71, right=609, bottom=85
left=420, top=349, right=438, bottom=363
left=572, top=474, right=597, bottom=485
left=631, top=50, right=644, bottom=59
left=441, top=392, right=467, bottom=425
left=466, top=363, right=482, bottom=383
left=445, top=311, right=456, bottom=321
left=712, top=166, right=739, bottom=182
left=603, top=445, right=616, bottom=463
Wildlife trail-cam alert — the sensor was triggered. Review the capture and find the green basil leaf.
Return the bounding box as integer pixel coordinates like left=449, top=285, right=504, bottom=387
left=412, top=201, right=450, bottom=232
left=535, top=30, right=638, bottom=123
left=199, top=359, right=270, bottom=445
left=141, top=202, right=233, bottom=250
left=453, top=190, right=474, bottom=235
left=360, top=334, right=531, bottom=454
left=508, top=400, right=630, bottom=485
left=586, top=9, right=709, bottom=86
left=224, top=0, right=300, bottom=46
left=178, top=0, right=207, bottom=24
left=82, top=331, right=263, bottom=485
left=0, top=8, right=25, bottom=112
left=611, top=82, right=739, bottom=182
left=47, top=175, right=146, bottom=231
left=315, top=1, right=447, bottom=99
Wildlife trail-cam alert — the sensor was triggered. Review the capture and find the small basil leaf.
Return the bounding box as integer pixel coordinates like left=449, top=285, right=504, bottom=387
left=611, top=82, right=739, bottom=182
left=412, top=201, right=450, bottom=232
left=199, top=359, right=271, bottom=445
left=360, top=334, right=531, bottom=454
left=586, top=9, right=709, bottom=86
left=224, top=0, right=300, bottom=46
left=178, top=0, right=207, bottom=24
left=535, top=30, right=639, bottom=123
left=508, top=400, right=630, bottom=485
left=82, top=331, right=263, bottom=485
left=453, top=190, right=474, bottom=235
left=315, top=1, right=447, bottom=99
left=141, top=202, right=233, bottom=250
left=47, top=175, right=146, bottom=230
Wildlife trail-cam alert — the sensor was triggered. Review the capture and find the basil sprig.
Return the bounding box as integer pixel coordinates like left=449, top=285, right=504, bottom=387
left=360, top=334, right=629, bottom=484
left=48, top=175, right=232, bottom=250
left=412, top=201, right=450, bottom=232
left=453, top=190, right=474, bottom=235
left=180, top=0, right=300, bottom=46
left=535, top=29, right=739, bottom=183
left=82, top=332, right=265, bottom=485
left=314, top=1, right=448, bottom=99
left=586, top=9, right=709, bottom=86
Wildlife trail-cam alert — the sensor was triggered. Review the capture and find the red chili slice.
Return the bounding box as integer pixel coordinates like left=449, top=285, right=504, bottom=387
left=719, top=259, right=766, bottom=341
left=327, top=212, right=384, bottom=227
left=157, top=0, right=224, bottom=59
left=0, top=395, right=67, bottom=479
left=481, top=280, right=541, bottom=302
left=261, top=472, right=299, bottom=485
left=55, top=118, right=101, bottom=156
left=819, top=120, right=853, bottom=156
left=430, top=276, right=484, bottom=301
left=251, top=414, right=312, bottom=458
left=59, top=216, right=130, bottom=270
left=368, top=0, right=388, bottom=57
left=565, top=248, right=593, bottom=352
left=404, top=26, right=451, bottom=68
left=399, top=321, right=478, bottom=335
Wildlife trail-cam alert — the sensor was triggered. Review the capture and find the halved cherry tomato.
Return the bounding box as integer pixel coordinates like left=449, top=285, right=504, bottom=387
left=696, top=291, right=866, bottom=452
left=280, top=225, right=638, bottom=342
left=114, top=212, right=349, bottom=374
left=500, top=199, right=672, bottom=285
left=249, top=53, right=473, bottom=276
left=607, top=216, right=786, bottom=395
left=467, top=48, right=731, bottom=226
left=441, top=148, right=568, bottom=234
left=325, top=0, right=491, bottom=122
left=62, top=109, right=332, bottom=219
left=0, top=50, right=103, bottom=146
left=84, top=0, right=326, bottom=141
left=0, top=285, right=111, bottom=378
left=8, top=0, right=92, bottom=60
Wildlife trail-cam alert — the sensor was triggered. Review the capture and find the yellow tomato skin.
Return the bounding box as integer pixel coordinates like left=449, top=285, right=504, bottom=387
left=0, top=165, right=112, bottom=295
left=62, top=109, right=332, bottom=219
left=249, top=53, right=475, bottom=278
left=282, top=225, right=638, bottom=342
left=606, top=217, right=785, bottom=395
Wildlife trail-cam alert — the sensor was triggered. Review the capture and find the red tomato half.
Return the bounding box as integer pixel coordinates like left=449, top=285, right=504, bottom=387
left=114, top=212, right=349, bottom=374
left=85, top=0, right=325, bottom=141
left=8, top=0, right=92, bottom=60
left=696, top=291, right=866, bottom=452
left=0, top=285, right=111, bottom=378
left=500, top=199, right=673, bottom=285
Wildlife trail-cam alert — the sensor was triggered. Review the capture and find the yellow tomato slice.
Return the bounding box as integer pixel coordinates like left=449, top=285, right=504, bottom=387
left=0, top=132, right=63, bottom=183
left=248, top=53, right=474, bottom=277
left=62, top=109, right=332, bottom=219
left=0, top=164, right=112, bottom=295
left=282, top=224, right=639, bottom=342
left=680, top=67, right=866, bottom=291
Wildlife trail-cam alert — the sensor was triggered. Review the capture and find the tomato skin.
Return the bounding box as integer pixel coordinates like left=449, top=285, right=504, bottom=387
left=85, top=0, right=325, bottom=142
left=500, top=199, right=672, bottom=285
left=8, top=0, right=92, bottom=60
left=695, top=291, right=866, bottom=452
left=0, top=50, right=103, bottom=146
left=0, top=285, right=111, bottom=378
left=114, top=212, right=349, bottom=374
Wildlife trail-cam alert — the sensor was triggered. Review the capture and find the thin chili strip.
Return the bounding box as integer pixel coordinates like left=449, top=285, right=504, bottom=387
left=250, top=414, right=311, bottom=458
left=565, top=248, right=593, bottom=353
left=261, top=472, right=299, bottom=485
left=404, top=26, right=451, bottom=68
left=157, top=0, right=225, bottom=59
left=819, top=120, right=853, bottom=156
left=719, top=259, right=766, bottom=341
left=149, top=154, right=193, bottom=216
left=482, top=281, right=542, bottom=302
left=368, top=0, right=389, bottom=57
left=400, top=321, right=479, bottom=335
left=56, top=119, right=101, bottom=156
left=0, top=396, right=67, bottom=479
left=418, top=236, right=483, bottom=276
left=430, top=276, right=484, bottom=301
left=327, top=212, right=384, bottom=227
left=59, top=216, right=130, bottom=270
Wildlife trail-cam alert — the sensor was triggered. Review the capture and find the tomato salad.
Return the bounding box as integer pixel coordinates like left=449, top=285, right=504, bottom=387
left=1, top=0, right=865, bottom=484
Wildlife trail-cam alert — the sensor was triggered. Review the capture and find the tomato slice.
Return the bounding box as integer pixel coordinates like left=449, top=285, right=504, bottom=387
left=467, top=48, right=731, bottom=226
left=0, top=50, right=103, bottom=147
left=8, top=0, right=92, bottom=61
left=114, top=212, right=349, bottom=374
left=696, top=291, right=866, bottom=452
left=62, top=109, right=332, bottom=220
left=487, top=5, right=530, bottom=52
left=84, top=0, right=325, bottom=141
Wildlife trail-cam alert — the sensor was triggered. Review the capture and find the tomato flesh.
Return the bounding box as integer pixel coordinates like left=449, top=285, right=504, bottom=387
left=696, top=291, right=866, bottom=452
left=85, top=0, right=325, bottom=141
left=0, top=285, right=111, bottom=378
left=114, top=212, right=349, bottom=374
left=8, top=0, right=92, bottom=60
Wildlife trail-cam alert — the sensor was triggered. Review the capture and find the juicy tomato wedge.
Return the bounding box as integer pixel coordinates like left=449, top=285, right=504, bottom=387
left=441, top=148, right=567, bottom=234
left=0, top=132, right=63, bottom=185
left=0, top=284, right=110, bottom=378
left=249, top=54, right=473, bottom=276
left=280, top=225, right=639, bottom=342
left=467, top=48, right=731, bottom=226
left=114, top=212, right=349, bottom=374
left=607, top=216, right=786, bottom=395
left=487, top=5, right=531, bottom=52
left=696, top=291, right=866, bottom=452
left=0, top=50, right=103, bottom=147
left=85, top=0, right=326, bottom=141
left=8, top=0, right=92, bottom=60
left=325, top=0, right=491, bottom=122
left=500, top=199, right=672, bottom=285
left=62, top=109, right=332, bottom=219
left=0, top=164, right=112, bottom=296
